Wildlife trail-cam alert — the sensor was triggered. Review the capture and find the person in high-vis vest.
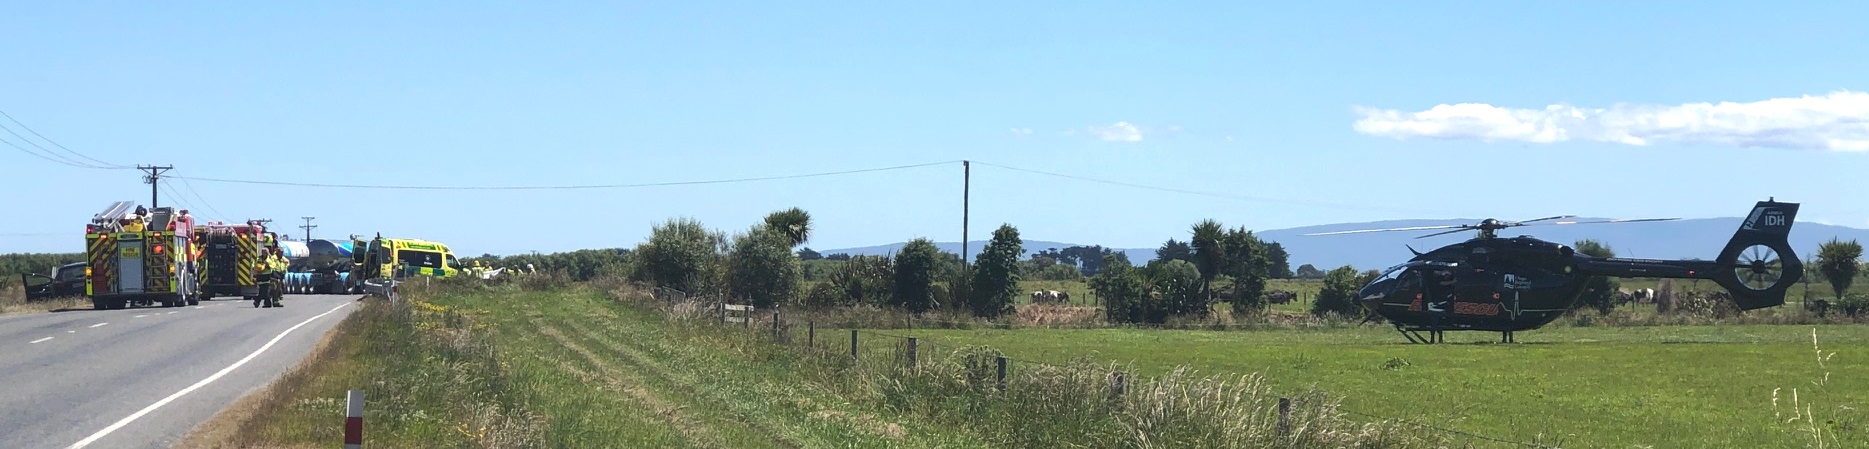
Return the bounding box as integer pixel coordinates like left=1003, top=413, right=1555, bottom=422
left=267, top=250, right=289, bottom=307
left=256, top=248, right=286, bottom=308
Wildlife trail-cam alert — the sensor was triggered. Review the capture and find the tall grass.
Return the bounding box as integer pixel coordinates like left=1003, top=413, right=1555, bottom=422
left=225, top=297, right=546, bottom=448
left=610, top=283, right=1449, bottom=448
left=1771, top=327, right=1858, bottom=448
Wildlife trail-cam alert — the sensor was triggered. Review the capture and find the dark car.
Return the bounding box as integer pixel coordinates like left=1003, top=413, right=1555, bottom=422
left=22, top=262, right=88, bottom=301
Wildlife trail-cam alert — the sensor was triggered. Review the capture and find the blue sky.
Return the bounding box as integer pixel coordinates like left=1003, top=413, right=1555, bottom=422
left=3, top=1, right=1866, bottom=257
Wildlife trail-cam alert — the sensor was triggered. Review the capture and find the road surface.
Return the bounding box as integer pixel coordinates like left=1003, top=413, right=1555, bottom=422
left=0, top=294, right=362, bottom=449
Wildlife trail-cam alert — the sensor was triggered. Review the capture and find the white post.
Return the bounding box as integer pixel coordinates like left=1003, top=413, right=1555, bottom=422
left=345, top=390, right=364, bottom=449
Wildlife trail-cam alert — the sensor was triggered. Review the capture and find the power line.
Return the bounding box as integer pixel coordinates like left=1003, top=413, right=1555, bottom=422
left=0, top=135, right=96, bottom=168
left=171, top=160, right=964, bottom=190
left=158, top=181, right=198, bottom=214
left=0, top=110, right=129, bottom=169
left=173, top=174, right=230, bottom=222
left=969, top=160, right=1459, bottom=216
left=0, top=126, right=99, bottom=168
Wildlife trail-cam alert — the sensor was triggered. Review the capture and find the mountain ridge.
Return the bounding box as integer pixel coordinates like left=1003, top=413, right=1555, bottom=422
left=814, top=217, right=1869, bottom=271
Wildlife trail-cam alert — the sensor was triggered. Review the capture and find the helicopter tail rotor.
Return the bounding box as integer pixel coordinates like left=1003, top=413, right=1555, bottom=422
left=1708, top=199, right=1802, bottom=310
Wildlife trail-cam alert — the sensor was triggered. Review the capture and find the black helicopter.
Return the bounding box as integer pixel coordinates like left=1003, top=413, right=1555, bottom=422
left=1304, top=199, right=1801, bottom=344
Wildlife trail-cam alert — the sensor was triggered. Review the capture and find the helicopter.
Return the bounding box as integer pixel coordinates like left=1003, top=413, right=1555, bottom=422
left=1303, top=199, right=1801, bottom=344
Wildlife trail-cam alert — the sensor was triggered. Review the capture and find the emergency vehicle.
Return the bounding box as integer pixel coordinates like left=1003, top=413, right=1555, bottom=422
left=191, top=220, right=276, bottom=301
left=345, top=234, right=462, bottom=292
left=83, top=201, right=202, bottom=309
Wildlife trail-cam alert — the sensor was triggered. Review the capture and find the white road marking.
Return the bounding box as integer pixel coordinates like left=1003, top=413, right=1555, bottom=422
left=31, top=337, right=53, bottom=344
left=193, top=306, right=204, bottom=309
left=166, top=312, right=178, bottom=315
left=67, top=330, right=75, bottom=333
left=133, top=315, right=148, bottom=318
left=66, top=301, right=354, bottom=449
left=88, top=323, right=108, bottom=328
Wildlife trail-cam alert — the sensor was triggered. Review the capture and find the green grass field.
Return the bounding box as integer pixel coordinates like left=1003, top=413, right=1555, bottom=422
left=220, top=273, right=1868, bottom=448
left=892, top=323, right=1869, bottom=448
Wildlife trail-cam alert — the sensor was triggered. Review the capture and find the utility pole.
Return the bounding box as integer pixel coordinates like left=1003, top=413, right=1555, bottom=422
left=137, top=165, right=173, bottom=208
left=300, top=217, right=318, bottom=241
left=960, top=160, right=971, bottom=309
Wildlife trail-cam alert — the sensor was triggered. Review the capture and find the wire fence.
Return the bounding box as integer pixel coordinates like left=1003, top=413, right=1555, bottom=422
left=643, top=287, right=1564, bottom=449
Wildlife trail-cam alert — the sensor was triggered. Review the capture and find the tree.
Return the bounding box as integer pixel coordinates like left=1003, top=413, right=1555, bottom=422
left=726, top=226, right=802, bottom=309
left=1816, top=238, right=1863, bottom=300
left=628, top=217, right=726, bottom=294
left=1070, top=245, right=1127, bottom=276
left=968, top=224, right=1023, bottom=317
left=796, top=247, right=823, bottom=261
left=1154, top=239, right=1192, bottom=265
left=1153, top=259, right=1206, bottom=317
left=762, top=207, right=812, bottom=247
left=1188, top=219, right=1228, bottom=300
left=892, top=238, right=941, bottom=312
left=1092, top=255, right=1159, bottom=324
left=826, top=253, right=852, bottom=261
left=1263, top=242, right=1293, bottom=279
left=1223, top=227, right=1269, bottom=316
left=1572, top=239, right=1620, bottom=313
left=1312, top=265, right=1367, bottom=317
left=1294, top=263, right=1324, bottom=279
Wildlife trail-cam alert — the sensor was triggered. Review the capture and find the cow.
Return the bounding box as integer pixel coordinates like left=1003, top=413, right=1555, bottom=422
left=1265, top=290, right=1297, bottom=304
left=1030, top=290, right=1067, bottom=304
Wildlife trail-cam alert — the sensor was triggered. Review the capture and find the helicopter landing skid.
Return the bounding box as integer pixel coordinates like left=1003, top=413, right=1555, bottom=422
left=1394, top=325, right=1443, bottom=344
left=1395, top=324, right=1515, bottom=344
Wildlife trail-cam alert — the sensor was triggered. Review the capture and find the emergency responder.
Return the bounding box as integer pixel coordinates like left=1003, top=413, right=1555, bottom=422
left=267, top=249, right=289, bottom=307
left=121, top=214, right=146, bottom=232
left=255, top=248, right=277, bottom=307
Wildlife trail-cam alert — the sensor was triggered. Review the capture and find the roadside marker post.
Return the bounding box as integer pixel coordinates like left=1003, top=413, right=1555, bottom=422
left=345, top=390, right=364, bottom=449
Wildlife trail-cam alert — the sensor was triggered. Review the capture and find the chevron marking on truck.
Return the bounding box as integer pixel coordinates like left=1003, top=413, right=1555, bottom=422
left=236, top=234, right=255, bottom=286
left=86, top=234, right=116, bottom=294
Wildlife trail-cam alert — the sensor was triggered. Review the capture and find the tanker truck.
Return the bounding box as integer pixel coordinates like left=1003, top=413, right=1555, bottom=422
left=280, top=238, right=354, bottom=294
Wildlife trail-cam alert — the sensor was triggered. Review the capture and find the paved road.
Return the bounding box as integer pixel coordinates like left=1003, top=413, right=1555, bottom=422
left=0, top=294, right=361, bottom=449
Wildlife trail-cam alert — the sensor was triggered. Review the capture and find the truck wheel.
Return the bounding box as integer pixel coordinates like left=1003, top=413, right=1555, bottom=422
left=93, top=298, right=107, bottom=310
left=187, top=295, right=200, bottom=306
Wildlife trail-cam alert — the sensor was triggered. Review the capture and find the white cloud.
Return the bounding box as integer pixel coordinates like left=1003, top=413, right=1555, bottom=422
left=1088, top=121, right=1144, bottom=142
left=1010, top=127, right=1033, bottom=136
left=1352, top=90, right=1869, bottom=151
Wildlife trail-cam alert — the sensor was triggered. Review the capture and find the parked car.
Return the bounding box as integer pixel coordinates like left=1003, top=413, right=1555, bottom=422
left=22, top=262, right=89, bottom=301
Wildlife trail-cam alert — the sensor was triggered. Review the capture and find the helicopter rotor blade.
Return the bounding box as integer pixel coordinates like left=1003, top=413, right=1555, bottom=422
left=1509, top=215, right=1575, bottom=225
left=1537, top=217, right=1681, bottom=226
left=1301, top=224, right=1471, bottom=236
left=1414, top=228, right=1476, bottom=239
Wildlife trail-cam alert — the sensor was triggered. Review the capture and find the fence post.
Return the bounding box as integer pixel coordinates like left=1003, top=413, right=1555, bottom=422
left=344, top=389, right=364, bottom=449
left=907, top=337, right=917, bottom=368
left=773, top=311, right=782, bottom=342
left=808, top=321, right=815, bottom=350
left=996, top=356, right=1007, bottom=393
left=720, top=302, right=727, bottom=324
left=1278, top=397, right=1291, bottom=440
left=850, top=329, right=858, bottom=361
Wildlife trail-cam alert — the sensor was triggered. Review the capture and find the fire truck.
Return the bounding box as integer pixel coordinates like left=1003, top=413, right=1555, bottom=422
left=192, top=219, right=277, bottom=301
left=83, top=201, right=202, bottom=309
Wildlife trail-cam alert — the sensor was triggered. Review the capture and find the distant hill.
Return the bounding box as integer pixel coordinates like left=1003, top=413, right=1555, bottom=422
left=816, top=217, right=1869, bottom=272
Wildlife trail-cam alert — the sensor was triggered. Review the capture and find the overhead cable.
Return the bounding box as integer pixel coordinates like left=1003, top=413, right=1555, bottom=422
left=173, top=174, right=231, bottom=222
left=0, top=110, right=130, bottom=169
left=172, top=160, right=964, bottom=190
left=0, top=135, right=98, bottom=168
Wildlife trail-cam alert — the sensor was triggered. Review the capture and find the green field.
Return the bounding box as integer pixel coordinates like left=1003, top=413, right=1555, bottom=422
left=893, top=323, right=1869, bottom=448
left=218, top=274, right=1867, bottom=448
